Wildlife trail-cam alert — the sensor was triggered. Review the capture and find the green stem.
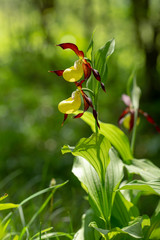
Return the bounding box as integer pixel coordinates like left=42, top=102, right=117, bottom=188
left=81, top=88, right=94, bottom=96
left=131, top=110, right=138, bottom=154
left=94, top=91, right=99, bottom=135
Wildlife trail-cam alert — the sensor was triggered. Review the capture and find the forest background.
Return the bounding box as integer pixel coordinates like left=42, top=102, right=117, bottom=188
left=0, top=0, right=160, bottom=233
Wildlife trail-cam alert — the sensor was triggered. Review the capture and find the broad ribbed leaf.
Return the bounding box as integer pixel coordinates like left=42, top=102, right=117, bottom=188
left=125, top=159, right=160, bottom=181
left=105, top=148, right=124, bottom=219
left=90, top=218, right=143, bottom=239
left=73, top=209, right=101, bottom=240
left=94, top=39, right=115, bottom=81
left=93, top=39, right=115, bottom=93
left=112, top=191, right=139, bottom=227
left=77, top=112, right=132, bottom=162
left=147, top=212, right=160, bottom=239
left=122, top=221, right=143, bottom=238
left=62, top=133, right=111, bottom=181
left=119, top=180, right=160, bottom=195
left=86, top=35, right=94, bottom=60
left=72, top=156, right=105, bottom=220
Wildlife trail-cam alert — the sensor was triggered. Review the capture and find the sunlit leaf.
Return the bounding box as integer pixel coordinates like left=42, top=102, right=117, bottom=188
left=119, top=180, right=160, bottom=195
left=112, top=191, right=139, bottom=227
left=31, top=227, right=53, bottom=239
left=0, top=193, right=8, bottom=202
left=124, top=158, right=160, bottom=181
left=62, top=133, right=111, bottom=181
left=13, top=235, right=19, bottom=240
left=32, top=232, right=72, bottom=240
left=105, top=148, right=124, bottom=219
left=141, top=215, right=151, bottom=239
left=72, top=156, right=105, bottom=220
left=148, top=212, right=160, bottom=239
left=94, top=39, right=115, bottom=92
left=86, top=34, right=94, bottom=61
left=90, top=217, right=143, bottom=239
left=73, top=209, right=101, bottom=240
left=76, top=112, right=132, bottom=162
left=121, top=220, right=143, bottom=238
left=0, top=203, right=19, bottom=211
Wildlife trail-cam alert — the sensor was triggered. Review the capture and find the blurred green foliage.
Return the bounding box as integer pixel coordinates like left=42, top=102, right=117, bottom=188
left=0, top=0, right=160, bottom=233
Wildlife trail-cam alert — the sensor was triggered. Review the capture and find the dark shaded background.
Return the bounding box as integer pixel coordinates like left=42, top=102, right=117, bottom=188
left=0, top=0, right=160, bottom=233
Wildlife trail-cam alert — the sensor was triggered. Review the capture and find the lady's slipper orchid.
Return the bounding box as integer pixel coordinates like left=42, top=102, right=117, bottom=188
left=58, top=89, right=81, bottom=114
left=62, top=60, right=84, bottom=82
left=58, top=87, right=100, bottom=128
left=119, top=94, right=160, bottom=132
left=49, top=43, right=105, bottom=92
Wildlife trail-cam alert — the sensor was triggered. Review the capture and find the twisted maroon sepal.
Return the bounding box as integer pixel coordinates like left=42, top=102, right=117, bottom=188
left=57, top=43, right=84, bottom=58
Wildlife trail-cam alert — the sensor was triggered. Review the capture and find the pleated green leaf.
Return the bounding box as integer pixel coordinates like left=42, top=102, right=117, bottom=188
left=105, top=148, right=124, bottom=219
left=124, top=158, right=160, bottom=181
left=73, top=209, right=101, bottom=240
left=90, top=218, right=143, bottom=239
left=77, top=112, right=132, bottom=162
left=72, top=156, right=105, bottom=220
left=62, top=133, right=111, bottom=181
left=112, top=191, right=139, bottom=227
left=94, top=39, right=115, bottom=83
left=147, top=212, right=160, bottom=239
left=119, top=180, right=160, bottom=195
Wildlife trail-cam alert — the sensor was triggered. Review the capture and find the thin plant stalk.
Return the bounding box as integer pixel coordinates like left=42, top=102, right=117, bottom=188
left=19, top=190, right=55, bottom=240
left=131, top=109, right=138, bottom=154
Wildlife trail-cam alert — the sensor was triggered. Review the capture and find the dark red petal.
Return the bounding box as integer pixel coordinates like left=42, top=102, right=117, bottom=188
left=92, top=69, right=101, bottom=81
left=83, top=59, right=106, bottom=92
left=82, top=63, right=91, bottom=80
left=75, top=80, right=85, bottom=88
left=83, top=58, right=92, bottom=68
left=92, top=68, right=106, bottom=92
left=139, top=109, right=160, bottom=133
left=49, top=70, right=64, bottom=76
left=81, top=91, right=93, bottom=108
left=101, top=83, right=106, bottom=92
left=83, top=97, right=90, bottom=112
left=129, top=112, right=134, bottom=131
left=93, top=109, right=100, bottom=129
left=74, top=113, right=84, bottom=119
left=57, top=43, right=84, bottom=58
left=61, top=114, right=68, bottom=126
left=118, top=107, right=130, bottom=126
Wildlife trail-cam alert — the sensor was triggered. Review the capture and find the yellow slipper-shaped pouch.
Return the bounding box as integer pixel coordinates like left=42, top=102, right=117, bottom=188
left=123, top=114, right=140, bottom=130
left=63, top=60, right=83, bottom=82
left=58, top=90, right=81, bottom=114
